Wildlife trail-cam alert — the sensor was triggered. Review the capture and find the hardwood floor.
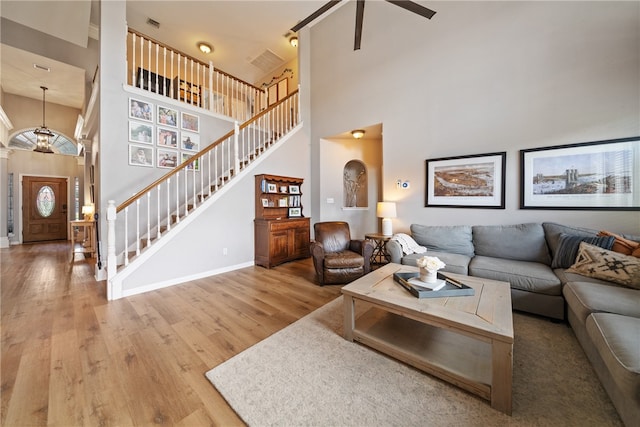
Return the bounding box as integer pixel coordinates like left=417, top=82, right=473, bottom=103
left=1, top=242, right=342, bottom=426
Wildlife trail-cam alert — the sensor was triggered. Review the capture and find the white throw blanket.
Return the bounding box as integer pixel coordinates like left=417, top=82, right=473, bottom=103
left=390, top=233, right=427, bottom=255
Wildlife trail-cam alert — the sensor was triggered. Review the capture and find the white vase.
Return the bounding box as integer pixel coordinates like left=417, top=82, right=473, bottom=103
left=420, top=268, right=438, bottom=283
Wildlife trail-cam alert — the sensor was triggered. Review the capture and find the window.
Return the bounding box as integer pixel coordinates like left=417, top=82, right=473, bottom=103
left=36, top=185, right=55, bottom=217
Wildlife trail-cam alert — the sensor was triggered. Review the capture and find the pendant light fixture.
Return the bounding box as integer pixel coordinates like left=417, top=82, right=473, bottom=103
left=33, top=86, right=54, bottom=153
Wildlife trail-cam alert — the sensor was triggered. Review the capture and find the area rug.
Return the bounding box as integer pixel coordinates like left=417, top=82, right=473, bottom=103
left=205, top=297, right=621, bottom=426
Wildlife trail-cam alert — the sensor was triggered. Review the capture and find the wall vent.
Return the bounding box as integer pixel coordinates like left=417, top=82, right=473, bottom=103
left=146, top=18, right=160, bottom=28
left=249, top=49, right=284, bottom=73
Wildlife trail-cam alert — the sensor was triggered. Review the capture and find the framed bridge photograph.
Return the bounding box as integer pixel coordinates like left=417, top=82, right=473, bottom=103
left=425, top=152, right=506, bottom=209
left=520, top=136, right=640, bottom=211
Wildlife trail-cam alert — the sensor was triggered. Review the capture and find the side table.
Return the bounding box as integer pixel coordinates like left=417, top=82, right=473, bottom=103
left=364, top=233, right=392, bottom=266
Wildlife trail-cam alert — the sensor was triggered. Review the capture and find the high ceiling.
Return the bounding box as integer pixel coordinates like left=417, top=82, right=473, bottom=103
left=0, top=0, right=333, bottom=109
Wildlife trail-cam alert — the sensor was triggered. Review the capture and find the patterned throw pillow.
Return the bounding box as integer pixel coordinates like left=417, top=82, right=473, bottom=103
left=597, top=230, right=640, bottom=257
left=567, top=242, right=640, bottom=289
left=551, top=233, right=615, bottom=269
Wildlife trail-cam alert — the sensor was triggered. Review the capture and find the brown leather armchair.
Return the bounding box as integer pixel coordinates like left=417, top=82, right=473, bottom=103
left=310, top=221, right=375, bottom=286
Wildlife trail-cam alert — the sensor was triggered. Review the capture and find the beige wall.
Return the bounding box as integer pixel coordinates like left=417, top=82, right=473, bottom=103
left=3, top=92, right=80, bottom=139
left=306, top=1, right=640, bottom=234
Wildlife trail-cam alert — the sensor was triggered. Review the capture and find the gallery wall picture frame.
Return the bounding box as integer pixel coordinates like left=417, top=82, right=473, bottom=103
left=157, top=127, right=178, bottom=148
left=181, top=153, right=200, bottom=171
left=180, top=132, right=200, bottom=151
left=288, top=207, right=302, bottom=217
left=129, top=144, right=154, bottom=167
left=520, top=136, right=640, bottom=211
left=181, top=112, right=199, bottom=132
left=157, top=149, right=178, bottom=169
left=425, top=151, right=506, bottom=209
left=129, top=121, right=153, bottom=144
left=129, top=98, right=153, bottom=122
left=157, top=105, right=178, bottom=127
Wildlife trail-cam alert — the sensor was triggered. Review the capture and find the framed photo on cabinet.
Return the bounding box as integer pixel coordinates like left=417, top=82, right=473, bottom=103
left=288, top=207, right=302, bottom=217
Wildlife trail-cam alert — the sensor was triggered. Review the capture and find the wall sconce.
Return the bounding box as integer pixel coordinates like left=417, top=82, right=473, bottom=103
left=82, top=205, right=95, bottom=221
left=289, top=37, right=298, bottom=47
left=351, top=129, right=365, bottom=139
left=376, top=202, right=397, bottom=236
left=198, top=42, right=213, bottom=54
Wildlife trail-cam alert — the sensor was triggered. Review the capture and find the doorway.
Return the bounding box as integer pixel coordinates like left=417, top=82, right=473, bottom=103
left=22, top=176, right=68, bottom=243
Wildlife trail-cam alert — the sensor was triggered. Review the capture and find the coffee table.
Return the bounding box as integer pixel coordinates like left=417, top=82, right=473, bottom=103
left=342, top=263, right=514, bottom=415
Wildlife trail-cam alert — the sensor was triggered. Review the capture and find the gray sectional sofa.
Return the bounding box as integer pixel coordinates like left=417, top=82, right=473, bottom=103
left=385, top=222, right=639, bottom=426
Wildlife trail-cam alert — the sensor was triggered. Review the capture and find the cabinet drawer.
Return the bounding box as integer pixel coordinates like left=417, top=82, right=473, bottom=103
left=269, top=219, right=309, bottom=231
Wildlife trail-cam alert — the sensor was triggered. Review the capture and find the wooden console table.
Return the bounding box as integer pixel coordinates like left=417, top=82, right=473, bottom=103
left=69, top=220, right=96, bottom=262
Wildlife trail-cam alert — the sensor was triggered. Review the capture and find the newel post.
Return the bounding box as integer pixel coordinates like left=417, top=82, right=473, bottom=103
left=106, top=200, right=117, bottom=298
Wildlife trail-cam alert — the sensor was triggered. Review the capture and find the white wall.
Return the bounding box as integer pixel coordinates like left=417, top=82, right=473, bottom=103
left=306, top=1, right=640, bottom=234
left=121, top=128, right=310, bottom=292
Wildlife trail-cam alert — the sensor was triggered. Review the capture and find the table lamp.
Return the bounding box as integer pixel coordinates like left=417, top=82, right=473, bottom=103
left=82, top=205, right=95, bottom=221
left=376, top=202, right=397, bottom=236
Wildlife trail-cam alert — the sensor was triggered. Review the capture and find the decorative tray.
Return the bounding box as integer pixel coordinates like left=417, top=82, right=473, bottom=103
left=393, top=272, right=475, bottom=299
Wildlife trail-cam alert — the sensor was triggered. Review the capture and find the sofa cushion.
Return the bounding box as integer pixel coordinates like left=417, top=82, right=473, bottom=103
left=324, top=251, right=364, bottom=269
left=472, top=223, right=551, bottom=264
left=567, top=243, right=640, bottom=289
left=410, top=224, right=474, bottom=258
left=551, top=233, right=615, bottom=269
left=563, top=281, right=640, bottom=323
left=542, top=222, right=599, bottom=259
left=401, top=250, right=470, bottom=275
left=585, top=313, right=640, bottom=397
left=469, top=255, right=561, bottom=295
left=554, top=268, right=614, bottom=286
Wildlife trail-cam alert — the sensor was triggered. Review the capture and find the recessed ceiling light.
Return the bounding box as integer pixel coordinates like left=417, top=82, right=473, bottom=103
left=198, top=42, right=213, bottom=54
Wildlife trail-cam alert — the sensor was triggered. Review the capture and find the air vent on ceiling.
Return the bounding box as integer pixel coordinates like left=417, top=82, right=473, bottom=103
left=146, top=18, right=160, bottom=28
left=249, top=49, right=284, bottom=73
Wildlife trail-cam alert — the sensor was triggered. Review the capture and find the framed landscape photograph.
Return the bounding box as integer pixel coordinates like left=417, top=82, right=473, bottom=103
left=129, top=121, right=153, bottom=144
left=181, top=112, right=199, bottom=132
left=180, top=132, right=199, bottom=151
left=521, top=136, right=640, bottom=210
left=288, top=207, right=302, bottom=217
left=425, top=152, right=506, bottom=208
left=129, top=98, right=153, bottom=122
left=157, top=149, right=178, bottom=169
left=289, top=185, right=300, bottom=194
left=157, top=105, right=178, bottom=127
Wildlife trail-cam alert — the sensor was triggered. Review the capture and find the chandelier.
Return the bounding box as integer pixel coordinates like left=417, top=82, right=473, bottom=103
left=33, top=86, right=54, bottom=153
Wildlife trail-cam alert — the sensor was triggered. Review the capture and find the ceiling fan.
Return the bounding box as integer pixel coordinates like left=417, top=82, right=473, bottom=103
left=291, top=0, right=436, bottom=51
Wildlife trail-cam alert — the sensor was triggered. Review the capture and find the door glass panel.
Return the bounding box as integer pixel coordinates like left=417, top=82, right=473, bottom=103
left=36, top=185, right=55, bottom=217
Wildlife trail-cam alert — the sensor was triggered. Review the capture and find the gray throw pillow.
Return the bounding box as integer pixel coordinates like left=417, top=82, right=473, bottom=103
left=551, top=233, right=615, bottom=269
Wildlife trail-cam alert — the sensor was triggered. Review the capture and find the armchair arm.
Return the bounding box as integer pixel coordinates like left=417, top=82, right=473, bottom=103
left=350, top=239, right=375, bottom=273
left=310, top=241, right=325, bottom=282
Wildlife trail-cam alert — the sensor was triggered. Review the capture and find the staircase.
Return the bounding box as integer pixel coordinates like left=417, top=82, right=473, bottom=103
left=106, top=90, right=300, bottom=300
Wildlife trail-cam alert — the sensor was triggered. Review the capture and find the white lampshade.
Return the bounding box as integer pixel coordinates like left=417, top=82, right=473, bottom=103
left=376, top=202, right=397, bottom=236
left=82, top=205, right=95, bottom=220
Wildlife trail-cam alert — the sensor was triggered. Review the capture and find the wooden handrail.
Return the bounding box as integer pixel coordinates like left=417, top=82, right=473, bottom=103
left=116, top=89, right=299, bottom=213
left=128, top=28, right=263, bottom=92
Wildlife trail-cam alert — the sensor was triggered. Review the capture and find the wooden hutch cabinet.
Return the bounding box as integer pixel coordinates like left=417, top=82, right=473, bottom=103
left=254, top=174, right=310, bottom=268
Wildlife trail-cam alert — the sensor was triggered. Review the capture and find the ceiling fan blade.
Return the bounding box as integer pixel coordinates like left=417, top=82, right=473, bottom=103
left=354, top=0, right=365, bottom=50
left=385, top=0, right=436, bottom=19
left=291, top=0, right=342, bottom=33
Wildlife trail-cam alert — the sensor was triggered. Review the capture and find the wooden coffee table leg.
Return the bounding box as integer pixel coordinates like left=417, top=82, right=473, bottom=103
left=343, top=295, right=355, bottom=341
left=491, top=339, right=513, bottom=415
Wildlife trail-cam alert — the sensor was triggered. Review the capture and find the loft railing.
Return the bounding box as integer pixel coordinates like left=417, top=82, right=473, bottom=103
left=106, top=90, right=300, bottom=296
left=127, top=28, right=267, bottom=122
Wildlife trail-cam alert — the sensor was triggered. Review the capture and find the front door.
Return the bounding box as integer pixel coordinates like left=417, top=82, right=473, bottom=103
left=22, top=176, right=68, bottom=243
